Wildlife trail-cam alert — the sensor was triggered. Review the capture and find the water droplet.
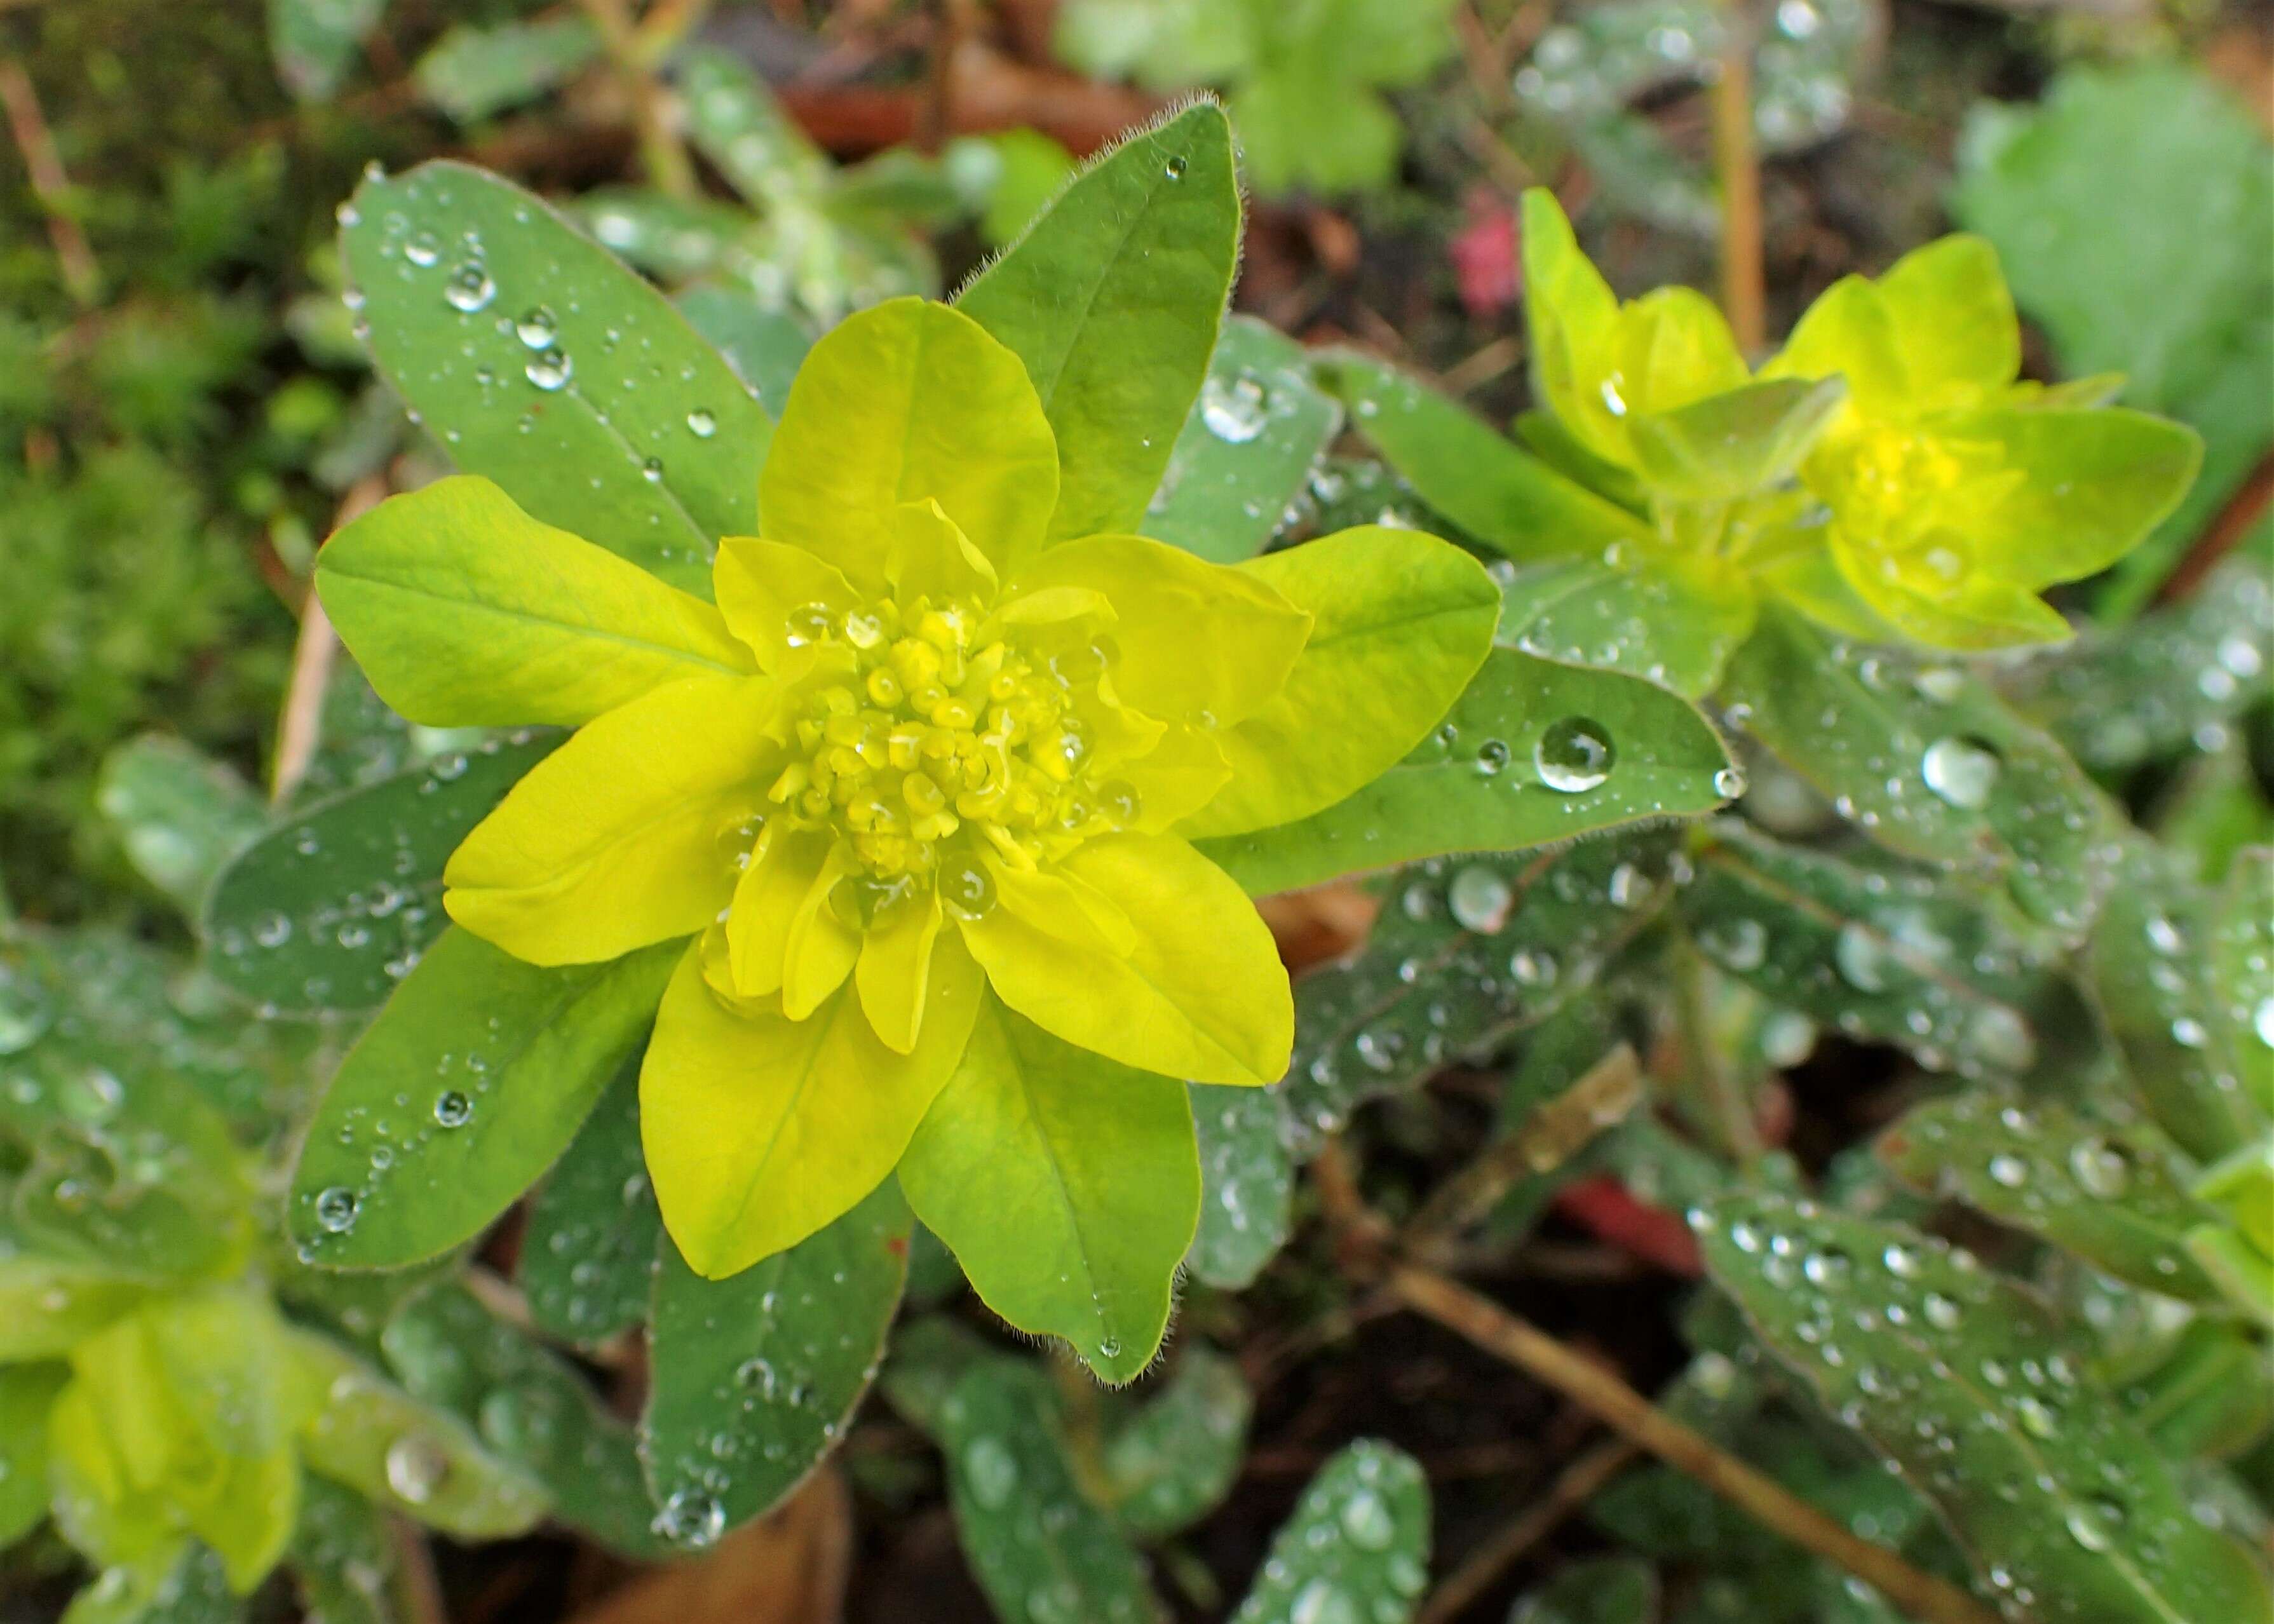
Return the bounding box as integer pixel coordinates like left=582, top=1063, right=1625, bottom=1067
left=2254, top=996, right=2274, bottom=1048
left=1509, top=948, right=1557, bottom=987
left=1714, top=765, right=1747, bottom=798
left=315, top=1187, right=360, bottom=1233
left=1447, top=865, right=1514, bottom=933
left=525, top=348, right=572, bottom=391
left=1920, top=736, right=2000, bottom=810
left=1163, top=154, right=1188, bottom=180
left=686, top=407, right=717, bottom=438
left=942, top=858, right=996, bottom=919
left=0, top=968, right=53, bottom=1053
left=1200, top=373, right=1269, bottom=443
left=433, top=1090, right=473, bottom=1129
left=1706, top=917, right=1768, bottom=972
left=515, top=307, right=558, bottom=348
left=1290, top=1579, right=1358, bottom=1624
left=1338, top=1486, right=1396, bottom=1549
left=443, top=264, right=495, bottom=313
left=1834, top=924, right=1891, bottom=992
left=963, top=1435, right=1019, bottom=1509
left=384, top=1435, right=447, bottom=1503
left=1534, top=717, right=1614, bottom=793
left=653, top=1489, right=725, bottom=1548
left=1987, top=1153, right=2029, bottom=1189
left=403, top=233, right=440, bottom=267
left=1473, top=738, right=1511, bottom=776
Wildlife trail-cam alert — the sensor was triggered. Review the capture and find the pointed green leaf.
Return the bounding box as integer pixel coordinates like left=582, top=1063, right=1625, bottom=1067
left=1140, top=316, right=1341, bottom=564
left=2090, top=844, right=2269, bottom=1159
left=292, top=1329, right=550, bottom=1539
left=287, top=929, right=679, bottom=1268
left=203, top=733, right=557, bottom=1016
left=1322, top=349, right=1651, bottom=558
left=1229, top=1440, right=1431, bottom=1624
left=957, top=104, right=1240, bottom=543
left=1724, top=604, right=2125, bottom=937
left=938, top=1360, right=1163, bottom=1624
left=519, top=1060, right=660, bottom=1346
left=381, top=1283, right=667, bottom=1559
left=0, top=1362, right=65, bottom=1543
left=1682, top=823, right=2057, bottom=1079
left=339, top=160, right=770, bottom=593
left=270, top=0, right=386, bottom=100
left=642, top=1179, right=908, bottom=1544
left=1187, top=1081, right=1292, bottom=1290
left=1101, top=1344, right=1250, bottom=1538
left=1698, top=1193, right=2274, bottom=1624
left=1287, top=834, right=1675, bottom=1146
left=1494, top=550, right=1757, bottom=698
left=412, top=17, right=602, bottom=122
left=900, top=1000, right=1198, bottom=1384
left=1879, top=1093, right=2221, bottom=1299
left=95, top=737, right=265, bottom=915
left=1196, top=647, right=1736, bottom=896
left=676, top=48, right=832, bottom=205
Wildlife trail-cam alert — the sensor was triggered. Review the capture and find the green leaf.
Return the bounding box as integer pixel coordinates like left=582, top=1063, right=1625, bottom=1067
left=287, top=929, right=679, bottom=1268
left=292, top=1328, right=550, bottom=1539
left=1140, top=316, right=1341, bottom=564
left=2212, top=847, right=2274, bottom=1074
left=0, top=1362, right=65, bottom=1543
left=339, top=160, right=771, bottom=593
left=269, top=0, right=387, bottom=100
left=1723, top=605, right=2125, bottom=937
left=1627, top=376, right=1847, bottom=502
left=1100, top=1345, right=1250, bottom=1538
left=316, top=477, right=754, bottom=727
left=1697, top=1193, right=2274, bottom=1624
left=0, top=1254, right=147, bottom=1360
left=676, top=48, right=832, bottom=206
left=1681, top=824, right=2055, bottom=1079
left=1494, top=550, right=1757, bottom=698
left=939, top=1360, right=1163, bottom=1624
left=2007, top=548, right=2273, bottom=773
left=1183, top=526, right=1499, bottom=838
left=288, top=1477, right=396, bottom=1624
left=380, top=1283, right=667, bottom=1559
left=1879, top=1093, right=2221, bottom=1300
left=571, top=187, right=750, bottom=286
left=878, top=1314, right=1002, bottom=1442
left=203, top=733, right=556, bottom=1016
left=1510, top=1556, right=1660, bottom=1623
left=62, top=1544, right=240, bottom=1624
left=2089, top=844, right=2269, bottom=1160
left=412, top=17, right=602, bottom=123
left=1196, top=647, right=1736, bottom=896
left=2125, top=1320, right=2274, bottom=1461
left=1228, top=1440, right=1431, bottom=1624
left=1287, top=834, right=1675, bottom=1146
left=957, top=103, right=1240, bottom=544
left=900, top=1000, right=1199, bottom=1384
left=519, top=1059, right=660, bottom=1346
left=1322, top=349, right=1652, bottom=559
left=94, top=737, right=265, bottom=914
left=676, top=287, right=813, bottom=415
left=642, top=1179, right=908, bottom=1545
left=1187, top=1081, right=1292, bottom=1289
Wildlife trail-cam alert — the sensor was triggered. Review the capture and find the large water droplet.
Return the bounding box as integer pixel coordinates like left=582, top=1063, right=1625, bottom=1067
left=1534, top=717, right=1614, bottom=793
left=515, top=307, right=558, bottom=348
left=942, top=859, right=996, bottom=920
left=403, top=232, right=440, bottom=268
left=315, top=1187, right=360, bottom=1233
left=1834, top=924, right=1891, bottom=992
left=1200, top=373, right=1269, bottom=443
left=686, top=407, right=717, bottom=438
left=433, top=1090, right=473, bottom=1129
left=1921, top=736, right=2000, bottom=809
left=1339, top=1487, right=1396, bottom=1549
left=1987, top=1153, right=2029, bottom=1189
left=443, top=264, right=495, bottom=313
left=525, top=348, right=572, bottom=391
left=384, top=1435, right=448, bottom=1503
left=1447, top=865, right=1513, bottom=933
left=1290, top=1578, right=1358, bottom=1624
left=653, top=1488, right=726, bottom=1548
left=2068, top=1137, right=2128, bottom=1198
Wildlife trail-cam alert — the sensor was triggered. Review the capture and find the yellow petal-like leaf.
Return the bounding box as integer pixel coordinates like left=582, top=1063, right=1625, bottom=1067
left=713, top=538, right=859, bottom=672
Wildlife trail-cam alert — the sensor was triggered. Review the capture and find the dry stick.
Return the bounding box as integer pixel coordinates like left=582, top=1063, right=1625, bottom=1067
left=1709, top=3, right=1765, bottom=353
left=389, top=1513, right=450, bottom=1624
left=0, top=60, right=99, bottom=307
left=1390, top=1266, right=2003, bottom=1624
left=1415, top=1435, right=1639, bottom=1624
left=273, top=479, right=384, bottom=804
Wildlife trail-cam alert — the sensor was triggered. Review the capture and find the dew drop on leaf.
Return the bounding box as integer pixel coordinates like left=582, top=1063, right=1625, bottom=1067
left=1920, top=735, right=2000, bottom=809
left=315, top=1186, right=360, bottom=1233
left=1446, top=865, right=1513, bottom=933
left=1534, top=717, right=1614, bottom=793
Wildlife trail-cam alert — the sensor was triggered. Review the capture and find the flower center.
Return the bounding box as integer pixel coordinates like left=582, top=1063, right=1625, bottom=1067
left=759, top=592, right=1142, bottom=912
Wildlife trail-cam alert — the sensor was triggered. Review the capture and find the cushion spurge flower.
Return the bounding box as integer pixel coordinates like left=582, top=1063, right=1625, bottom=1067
left=316, top=296, right=1496, bottom=1326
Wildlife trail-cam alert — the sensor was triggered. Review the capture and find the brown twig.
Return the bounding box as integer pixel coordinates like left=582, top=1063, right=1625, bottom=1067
left=2156, top=447, right=2274, bottom=606
left=1708, top=4, right=1764, bottom=353
left=1389, top=1266, right=2002, bottom=1624
left=273, top=478, right=384, bottom=805
left=0, top=60, right=99, bottom=306
left=389, top=1515, right=449, bottom=1624
left=1416, top=1435, right=1639, bottom=1624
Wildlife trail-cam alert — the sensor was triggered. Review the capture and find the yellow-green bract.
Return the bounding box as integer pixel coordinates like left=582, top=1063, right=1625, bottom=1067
left=311, top=294, right=1498, bottom=1379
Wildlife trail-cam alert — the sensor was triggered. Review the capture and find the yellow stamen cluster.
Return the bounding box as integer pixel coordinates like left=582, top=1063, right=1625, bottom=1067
left=1829, top=426, right=2017, bottom=599
left=763, top=593, right=1142, bottom=898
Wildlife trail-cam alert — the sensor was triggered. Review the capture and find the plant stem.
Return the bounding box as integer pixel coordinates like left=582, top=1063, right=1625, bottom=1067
left=1416, top=1435, right=1637, bottom=1624
left=580, top=0, right=698, bottom=198
left=273, top=478, right=383, bottom=805
left=1710, top=2, right=1764, bottom=353
left=1389, top=1265, right=2002, bottom=1624
left=0, top=60, right=100, bottom=307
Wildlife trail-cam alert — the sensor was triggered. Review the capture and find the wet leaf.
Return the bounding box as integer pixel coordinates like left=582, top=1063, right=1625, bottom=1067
left=287, top=1476, right=396, bottom=1624
left=287, top=929, right=679, bottom=1268
left=1186, top=1081, right=1293, bottom=1289
left=519, top=1060, right=660, bottom=1348
left=937, top=1360, right=1163, bottom=1624
left=339, top=161, right=770, bottom=593
left=642, top=1180, right=908, bottom=1545
left=1723, top=606, right=2125, bottom=938
left=877, top=1315, right=1001, bottom=1443
left=1879, top=1093, right=2221, bottom=1300
left=1697, top=1192, right=2274, bottom=1624
left=203, top=734, right=557, bottom=1016
left=2089, top=842, right=2268, bottom=1160
left=1492, top=550, right=1757, bottom=699
left=675, top=288, right=812, bottom=415
left=1140, top=316, right=1341, bottom=564
left=95, top=736, right=265, bottom=915
left=0, top=1361, right=65, bottom=1543
left=1285, top=834, right=1675, bottom=1148
left=1197, top=648, right=1737, bottom=897
left=412, top=17, right=602, bottom=123
left=269, top=0, right=387, bottom=101
left=1228, top=1440, right=1431, bottom=1624
left=381, top=1283, right=667, bottom=1559
left=1682, top=823, right=2057, bottom=1079
left=1101, top=1345, right=1250, bottom=1538
left=2209, top=846, right=2274, bottom=1090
